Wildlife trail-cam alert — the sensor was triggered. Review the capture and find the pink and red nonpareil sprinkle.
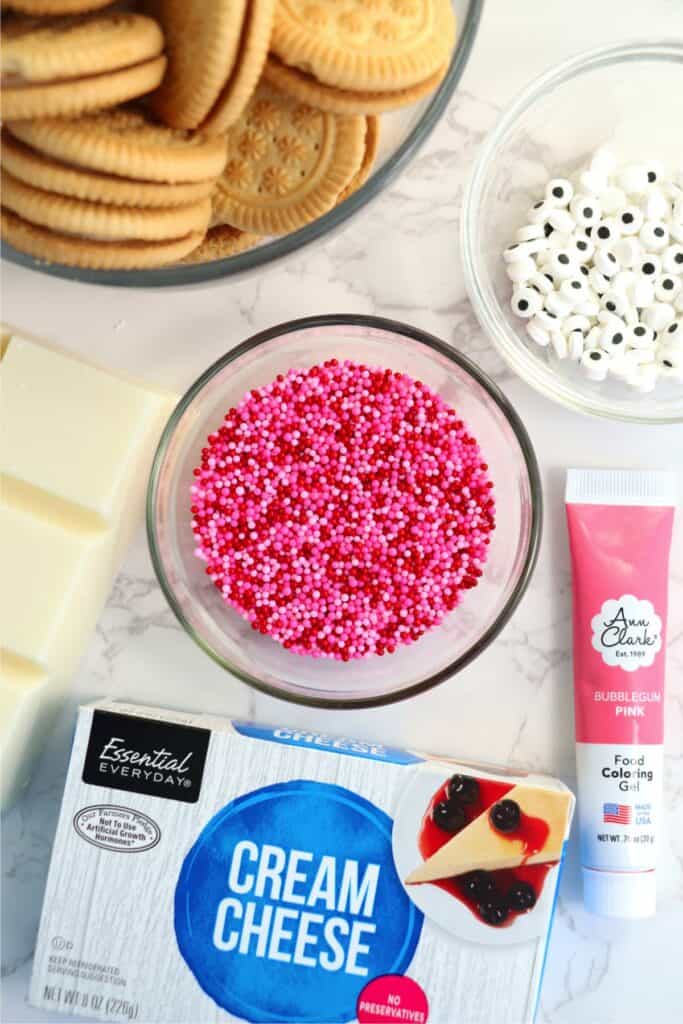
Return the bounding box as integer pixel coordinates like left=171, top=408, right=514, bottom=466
left=191, top=360, right=495, bottom=660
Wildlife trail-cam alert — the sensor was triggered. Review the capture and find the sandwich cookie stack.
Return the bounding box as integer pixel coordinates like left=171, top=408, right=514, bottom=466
left=263, top=0, right=456, bottom=114
left=1, top=0, right=458, bottom=268
left=1, top=9, right=167, bottom=119
left=2, top=109, right=227, bottom=269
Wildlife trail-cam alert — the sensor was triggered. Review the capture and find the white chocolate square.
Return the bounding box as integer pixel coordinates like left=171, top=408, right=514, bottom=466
left=1, top=333, right=175, bottom=525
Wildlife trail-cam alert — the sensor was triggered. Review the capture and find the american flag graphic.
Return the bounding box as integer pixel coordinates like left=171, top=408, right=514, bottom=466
left=603, top=802, right=632, bottom=825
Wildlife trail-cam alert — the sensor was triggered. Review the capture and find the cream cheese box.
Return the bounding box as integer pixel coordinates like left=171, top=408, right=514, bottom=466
left=30, top=700, right=575, bottom=1024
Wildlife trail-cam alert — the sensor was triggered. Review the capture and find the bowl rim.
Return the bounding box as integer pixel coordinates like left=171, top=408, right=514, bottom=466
left=1, top=0, right=484, bottom=290
left=461, top=39, right=683, bottom=425
left=146, top=313, right=543, bottom=709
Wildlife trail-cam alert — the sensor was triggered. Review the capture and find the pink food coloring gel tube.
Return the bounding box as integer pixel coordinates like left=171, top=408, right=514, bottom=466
left=565, top=468, right=676, bottom=918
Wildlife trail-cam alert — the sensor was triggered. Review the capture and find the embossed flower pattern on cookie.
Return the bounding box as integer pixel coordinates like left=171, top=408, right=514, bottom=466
left=223, top=159, right=253, bottom=190
left=291, top=104, right=322, bottom=135
left=261, top=166, right=292, bottom=196
left=250, top=99, right=282, bottom=132
left=277, top=135, right=309, bottom=165
left=238, top=129, right=268, bottom=162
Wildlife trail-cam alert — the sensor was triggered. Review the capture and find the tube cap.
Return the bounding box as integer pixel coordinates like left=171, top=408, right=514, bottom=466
left=583, top=868, right=657, bottom=918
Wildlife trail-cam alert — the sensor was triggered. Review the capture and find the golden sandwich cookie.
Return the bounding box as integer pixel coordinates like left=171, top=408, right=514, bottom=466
left=8, top=107, right=228, bottom=183
left=263, top=55, right=447, bottom=115
left=149, top=0, right=276, bottom=135
left=271, top=0, right=456, bottom=94
left=1, top=208, right=205, bottom=268
left=337, top=116, right=380, bottom=203
left=148, top=0, right=248, bottom=129
left=1, top=170, right=211, bottom=242
left=1, top=130, right=216, bottom=208
left=212, top=83, right=366, bottom=235
left=200, top=0, right=277, bottom=136
left=1, top=12, right=166, bottom=119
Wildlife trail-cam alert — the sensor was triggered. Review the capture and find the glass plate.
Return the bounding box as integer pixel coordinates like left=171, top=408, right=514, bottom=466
left=1, top=0, right=482, bottom=288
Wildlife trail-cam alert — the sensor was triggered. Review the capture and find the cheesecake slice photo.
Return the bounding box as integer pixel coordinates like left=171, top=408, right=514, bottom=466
left=403, top=773, right=574, bottom=929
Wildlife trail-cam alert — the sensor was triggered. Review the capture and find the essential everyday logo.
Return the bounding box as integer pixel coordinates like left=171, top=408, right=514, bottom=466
left=592, top=595, right=662, bottom=673
left=83, top=710, right=210, bottom=803
left=175, top=781, right=423, bottom=1023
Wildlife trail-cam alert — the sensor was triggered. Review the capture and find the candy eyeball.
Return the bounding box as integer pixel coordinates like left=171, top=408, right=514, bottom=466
left=658, top=355, right=683, bottom=379
left=511, top=286, right=543, bottom=318
left=529, top=199, right=556, bottom=224
left=571, top=231, right=595, bottom=261
left=534, top=309, right=562, bottom=331
left=601, top=289, right=629, bottom=317
left=559, top=277, right=589, bottom=304
left=618, top=205, right=644, bottom=235
left=570, top=194, right=601, bottom=227
left=658, top=345, right=683, bottom=368
left=654, top=274, right=682, bottom=302
left=593, top=248, right=619, bottom=277
left=599, top=323, right=628, bottom=353
left=548, top=249, right=578, bottom=279
left=662, top=244, right=683, bottom=275
left=662, top=318, right=683, bottom=346
left=581, top=348, right=610, bottom=380
left=594, top=218, right=622, bottom=246
left=546, top=178, right=574, bottom=206
left=645, top=162, right=664, bottom=186
left=528, top=270, right=554, bottom=295
left=639, top=220, right=670, bottom=251
left=629, top=324, right=656, bottom=349
left=638, top=254, right=662, bottom=278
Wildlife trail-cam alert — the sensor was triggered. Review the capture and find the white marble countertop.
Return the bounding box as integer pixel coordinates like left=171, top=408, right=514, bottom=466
left=2, top=1, right=683, bottom=1021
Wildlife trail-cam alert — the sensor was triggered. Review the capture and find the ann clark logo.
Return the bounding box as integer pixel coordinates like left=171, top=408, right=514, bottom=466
left=83, top=710, right=210, bottom=803
left=591, top=595, right=662, bottom=673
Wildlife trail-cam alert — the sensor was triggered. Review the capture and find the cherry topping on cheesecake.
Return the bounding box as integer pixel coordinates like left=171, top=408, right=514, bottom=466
left=489, top=798, right=521, bottom=833
left=447, top=774, right=480, bottom=805
left=417, top=776, right=556, bottom=927
left=508, top=880, right=537, bottom=911
left=432, top=799, right=466, bottom=833
left=477, top=895, right=510, bottom=926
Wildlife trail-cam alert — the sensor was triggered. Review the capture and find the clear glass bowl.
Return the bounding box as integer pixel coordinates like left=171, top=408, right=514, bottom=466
left=462, top=41, right=683, bottom=424
left=1, top=0, right=482, bottom=288
left=147, top=315, right=542, bottom=708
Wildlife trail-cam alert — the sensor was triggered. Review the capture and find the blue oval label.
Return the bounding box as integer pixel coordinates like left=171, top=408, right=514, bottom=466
left=174, top=780, right=423, bottom=1023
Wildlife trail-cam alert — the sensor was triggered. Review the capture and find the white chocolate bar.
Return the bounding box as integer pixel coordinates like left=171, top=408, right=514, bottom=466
left=0, top=329, right=177, bottom=809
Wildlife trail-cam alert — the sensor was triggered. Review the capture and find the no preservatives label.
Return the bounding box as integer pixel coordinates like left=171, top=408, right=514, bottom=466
left=591, top=595, right=662, bottom=673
